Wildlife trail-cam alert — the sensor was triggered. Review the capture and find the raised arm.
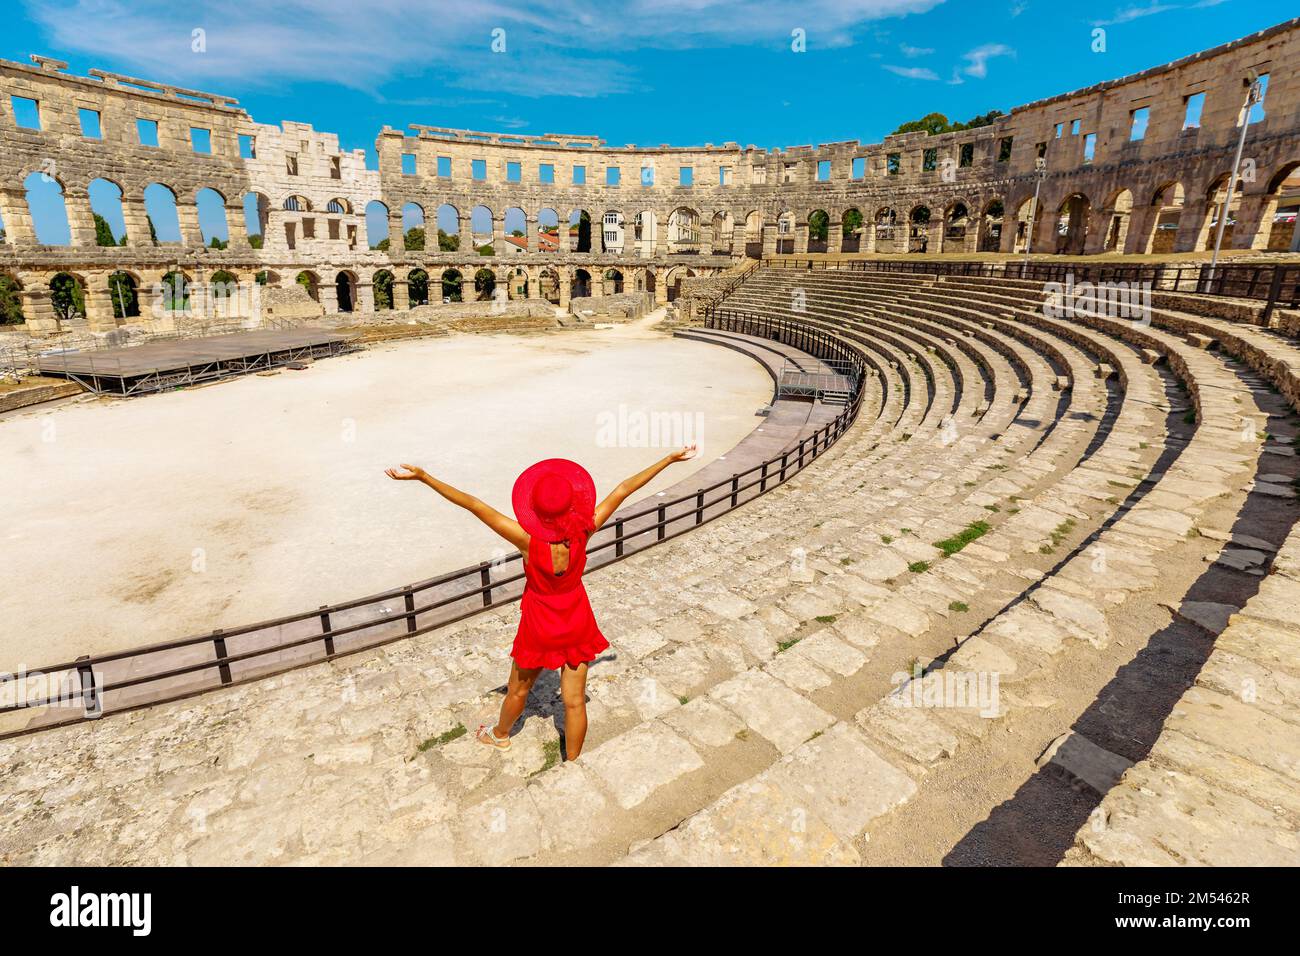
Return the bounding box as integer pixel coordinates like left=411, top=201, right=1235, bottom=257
left=593, top=444, right=697, bottom=531
left=386, top=464, right=529, bottom=552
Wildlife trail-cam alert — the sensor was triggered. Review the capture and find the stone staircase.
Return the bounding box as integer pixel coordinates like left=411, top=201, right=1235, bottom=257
left=1, top=264, right=1296, bottom=866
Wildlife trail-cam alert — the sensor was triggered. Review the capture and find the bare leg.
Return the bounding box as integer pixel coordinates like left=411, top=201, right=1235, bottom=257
left=494, top=662, right=542, bottom=738
left=559, top=662, right=590, bottom=760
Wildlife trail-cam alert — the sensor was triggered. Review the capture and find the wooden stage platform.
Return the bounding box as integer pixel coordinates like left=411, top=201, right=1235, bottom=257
left=37, top=328, right=359, bottom=396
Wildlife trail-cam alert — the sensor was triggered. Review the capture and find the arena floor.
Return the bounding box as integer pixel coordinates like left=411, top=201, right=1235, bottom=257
left=0, top=314, right=772, bottom=665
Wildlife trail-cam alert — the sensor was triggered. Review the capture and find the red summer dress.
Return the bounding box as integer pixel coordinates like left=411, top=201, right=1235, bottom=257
left=510, top=532, right=609, bottom=670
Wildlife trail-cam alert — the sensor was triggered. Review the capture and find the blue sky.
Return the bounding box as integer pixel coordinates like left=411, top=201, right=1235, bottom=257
left=4, top=0, right=1297, bottom=244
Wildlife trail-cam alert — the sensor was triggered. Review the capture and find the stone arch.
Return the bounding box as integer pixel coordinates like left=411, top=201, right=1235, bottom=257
left=537, top=207, right=560, bottom=254
left=743, top=209, right=763, bottom=258
left=144, top=183, right=182, bottom=244
left=107, top=270, right=140, bottom=320
left=335, top=271, right=358, bottom=313
left=407, top=268, right=429, bottom=307
left=1142, top=181, right=1186, bottom=254
left=365, top=200, right=390, bottom=250
left=326, top=197, right=352, bottom=214
left=600, top=210, right=626, bottom=254
left=665, top=266, right=696, bottom=302
left=1263, top=161, right=1300, bottom=251
left=504, top=206, right=528, bottom=253
left=940, top=200, right=971, bottom=252
left=840, top=207, right=864, bottom=253
left=24, top=170, right=71, bottom=246
left=634, top=209, right=658, bottom=257
left=1100, top=188, right=1135, bottom=253
left=572, top=268, right=592, bottom=299
left=88, top=178, right=127, bottom=246
left=978, top=198, right=1004, bottom=252
left=1054, top=193, right=1091, bottom=255
left=372, top=269, right=395, bottom=310
left=1197, top=174, right=1240, bottom=251
left=1010, top=195, right=1036, bottom=254
left=506, top=266, right=529, bottom=300
left=158, top=269, right=192, bottom=312
left=569, top=208, right=594, bottom=253
left=282, top=194, right=311, bottom=212
left=49, top=272, right=87, bottom=321
left=805, top=209, right=829, bottom=254
left=666, top=207, right=700, bottom=255
left=471, top=204, right=493, bottom=254
left=709, top=211, right=734, bottom=255
left=539, top=267, right=561, bottom=305
left=401, top=202, right=427, bottom=251
left=473, top=267, right=496, bottom=301
left=908, top=205, right=932, bottom=253
left=441, top=268, right=463, bottom=303
left=295, top=270, right=320, bottom=303
left=604, top=268, right=624, bottom=294
left=244, top=191, right=271, bottom=246
left=195, top=187, right=229, bottom=248
left=776, top=210, right=796, bottom=255
left=874, top=206, right=898, bottom=252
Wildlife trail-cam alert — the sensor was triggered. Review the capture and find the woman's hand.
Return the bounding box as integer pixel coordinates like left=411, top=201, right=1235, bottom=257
left=669, top=443, right=698, bottom=463
left=385, top=463, right=428, bottom=482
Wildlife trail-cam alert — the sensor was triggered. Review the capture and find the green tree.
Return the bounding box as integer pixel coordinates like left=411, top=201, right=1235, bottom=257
left=93, top=212, right=117, bottom=247
left=50, top=274, right=86, bottom=321
left=209, top=236, right=228, bottom=250
left=842, top=208, right=864, bottom=237
left=248, top=233, right=264, bottom=249
left=108, top=272, right=137, bottom=319
left=0, top=274, right=24, bottom=324
left=437, top=228, right=457, bottom=252
left=147, top=215, right=158, bottom=244
left=373, top=271, right=393, bottom=310
left=808, top=210, right=829, bottom=241
left=892, top=109, right=1005, bottom=136
left=404, top=226, right=426, bottom=251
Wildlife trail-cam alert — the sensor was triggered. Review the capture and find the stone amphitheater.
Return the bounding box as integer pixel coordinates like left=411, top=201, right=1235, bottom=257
left=1, top=20, right=1299, bottom=867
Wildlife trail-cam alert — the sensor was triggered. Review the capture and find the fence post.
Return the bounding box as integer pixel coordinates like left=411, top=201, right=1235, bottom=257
left=657, top=504, right=667, bottom=541
left=615, top=518, right=625, bottom=557
left=695, top=490, right=705, bottom=524
left=403, top=587, right=417, bottom=633
left=213, top=629, right=233, bottom=684
left=480, top=562, right=492, bottom=607
left=780, top=451, right=789, bottom=482
left=75, top=654, right=100, bottom=718
left=760, top=460, right=769, bottom=493
left=1262, top=266, right=1286, bottom=327
left=319, top=606, right=336, bottom=655
left=730, top=474, right=740, bottom=507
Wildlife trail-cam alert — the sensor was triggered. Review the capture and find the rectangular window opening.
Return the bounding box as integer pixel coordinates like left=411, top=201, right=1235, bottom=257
left=401, top=153, right=417, bottom=176
left=78, top=108, right=101, bottom=139
left=10, top=95, right=40, bottom=130
left=136, top=118, right=159, bottom=147
left=190, top=127, right=212, bottom=154
left=1129, top=107, right=1149, bottom=142
left=239, top=134, right=256, bottom=158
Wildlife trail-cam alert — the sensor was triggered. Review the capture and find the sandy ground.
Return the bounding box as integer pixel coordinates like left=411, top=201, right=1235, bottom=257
left=0, top=315, right=771, bottom=665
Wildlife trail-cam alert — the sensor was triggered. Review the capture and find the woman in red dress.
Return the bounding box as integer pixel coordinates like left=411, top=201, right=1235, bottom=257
left=385, top=445, right=696, bottom=761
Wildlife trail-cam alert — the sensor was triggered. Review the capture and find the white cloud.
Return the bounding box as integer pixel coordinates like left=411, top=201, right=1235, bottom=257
left=900, top=43, right=935, bottom=57
left=1091, top=2, right=1181, bottom=27
left=21, top=0, right=949, bottom=96
left=883, top=64, right=941, bottom=80
left=959, top=43, right=1014, bottom=79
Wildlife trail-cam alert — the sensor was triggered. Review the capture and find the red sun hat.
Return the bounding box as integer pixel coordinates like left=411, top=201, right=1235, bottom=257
left=512, top=459, right=597, bottom=541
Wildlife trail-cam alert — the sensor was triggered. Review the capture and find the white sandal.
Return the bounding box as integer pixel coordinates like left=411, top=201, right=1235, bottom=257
left=476, top=724, right=511, bottom=751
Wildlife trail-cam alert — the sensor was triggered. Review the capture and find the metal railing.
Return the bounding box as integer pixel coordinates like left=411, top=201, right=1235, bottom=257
left=763, top=256, right=1300, bottom=311
left=0, top=310, right=865, bottom=734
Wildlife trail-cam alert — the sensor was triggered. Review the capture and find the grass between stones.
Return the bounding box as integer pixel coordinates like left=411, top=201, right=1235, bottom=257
left=933, top=520, right=992, bottom=557
left=416, top=723, right=467, bottom=754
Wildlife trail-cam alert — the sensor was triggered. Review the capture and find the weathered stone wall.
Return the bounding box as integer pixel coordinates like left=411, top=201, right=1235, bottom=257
left=1, top=18, right=1299, bottom=335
